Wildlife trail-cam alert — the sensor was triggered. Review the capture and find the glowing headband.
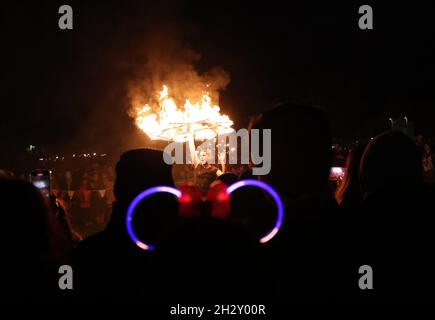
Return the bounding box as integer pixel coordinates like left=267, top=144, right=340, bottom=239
left=226, top=179, right=284, bottom=244
left=125, top=186, right=181, bottom=251
left=126, top=180, right=284, bottom=251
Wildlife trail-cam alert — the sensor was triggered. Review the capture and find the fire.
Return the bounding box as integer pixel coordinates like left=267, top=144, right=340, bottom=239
left=135, top=85, right=234, bottom=142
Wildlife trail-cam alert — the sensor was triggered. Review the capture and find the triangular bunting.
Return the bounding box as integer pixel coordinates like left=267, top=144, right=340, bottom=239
left=98, top=189, right=106, bottom=198
left=67, top=190, right=75, bottom=200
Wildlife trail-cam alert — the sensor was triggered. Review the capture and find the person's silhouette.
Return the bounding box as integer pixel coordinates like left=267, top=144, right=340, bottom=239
left=0, top=178, right=74, bottom=297
left=249, top=103, right=350, bottom=297
left=357, top=131, right=434, bottom=297
left=77, top=149, right=178, bottom=297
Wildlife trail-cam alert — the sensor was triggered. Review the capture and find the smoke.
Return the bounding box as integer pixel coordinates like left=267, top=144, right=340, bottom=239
left=127, top=32, right=231, bottom=116
left=32, top=1, right=233, bottom=155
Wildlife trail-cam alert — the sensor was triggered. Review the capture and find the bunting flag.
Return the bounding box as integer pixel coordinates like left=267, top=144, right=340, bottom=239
left=67, top=190, right=75, bottom=200
left=51, top=189, right=112, bottom=200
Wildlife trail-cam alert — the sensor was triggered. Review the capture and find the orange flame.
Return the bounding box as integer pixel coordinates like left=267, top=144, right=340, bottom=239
left=135, top=85, right=234, bottom=142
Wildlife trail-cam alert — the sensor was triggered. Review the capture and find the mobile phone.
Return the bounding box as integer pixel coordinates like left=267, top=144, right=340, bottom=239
left=329, top=167, right=346, bottom=181
left=30, top=170, right=52, bottom=198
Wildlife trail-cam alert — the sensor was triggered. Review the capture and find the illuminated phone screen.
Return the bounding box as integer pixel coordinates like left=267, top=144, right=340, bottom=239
left=30, top=171, right=51, bottom=198
left=329, top=167, right=346, bottom=181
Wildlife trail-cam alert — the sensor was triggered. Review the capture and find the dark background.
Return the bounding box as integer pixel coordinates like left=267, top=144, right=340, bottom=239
left=1, top=1, right=434, bottom=164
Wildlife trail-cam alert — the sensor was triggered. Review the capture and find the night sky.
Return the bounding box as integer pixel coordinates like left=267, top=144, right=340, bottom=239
left=2, top=1, right=435, bottom=159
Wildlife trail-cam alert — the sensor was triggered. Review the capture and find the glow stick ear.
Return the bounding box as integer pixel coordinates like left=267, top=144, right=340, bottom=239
left=227, top=179, right=284, bottom=244
left=125, top=186, right=181, bottom=251
left=126, top=180, right=284, bottom=251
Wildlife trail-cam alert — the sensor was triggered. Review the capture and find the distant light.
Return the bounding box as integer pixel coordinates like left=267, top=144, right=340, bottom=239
left=72, top=154, right=76, bottom=157
left=38, top=158, right=44, bottom=161
left=93, top=153, right=97, bottom=156
left=26, top=145, right=36, bottom=152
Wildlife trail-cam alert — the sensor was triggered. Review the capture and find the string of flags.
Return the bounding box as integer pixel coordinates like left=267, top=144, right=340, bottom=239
left=52, top=189, right=108, bottom=200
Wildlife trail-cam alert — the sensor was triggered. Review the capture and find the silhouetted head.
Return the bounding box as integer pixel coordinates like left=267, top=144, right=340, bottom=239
left=360, top=131, right=423, bottom=196
left=110, top=149, right=178, bottom=242
left=0, top=178, right=50, bottom=254
left=157, top=217, right=261, bottom=298
left=0, top=178, right=67, bottom=295
left=113, top=148, right=174, bottom=204
left=216, top=172, right=239, bottom=186
left=250, top=103, right=332, bottom=197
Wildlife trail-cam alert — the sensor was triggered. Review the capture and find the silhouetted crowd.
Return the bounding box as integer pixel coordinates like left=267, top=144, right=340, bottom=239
left=0, top=164, right=116, bottom=238
left=1, top=103, right=434, bottom=298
